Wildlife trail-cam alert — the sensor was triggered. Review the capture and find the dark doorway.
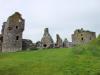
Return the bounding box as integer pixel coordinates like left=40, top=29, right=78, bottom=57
left=90, top=37, right=91, bottom=40
left=16, top=26, right=18, bottom=29
left=81, top=37, right=84, bottom=41
left=43, top=44, right=47, bottom=47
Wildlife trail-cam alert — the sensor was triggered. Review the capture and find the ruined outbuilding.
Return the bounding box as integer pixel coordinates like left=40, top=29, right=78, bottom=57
left=22, top=39, right=35, bottom=50
left=41, top=28, right=54, bottom=48
left=72, top=28, right=96, bottom=45
left=55, top=34, right=63, bottom=48
left=36, top=41, right=42, bottom=48
left=2, top=12, right=25, bottom=52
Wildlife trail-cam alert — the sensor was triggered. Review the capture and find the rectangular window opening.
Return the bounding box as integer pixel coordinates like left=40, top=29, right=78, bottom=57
left=16, top=36, right=19, bottom=40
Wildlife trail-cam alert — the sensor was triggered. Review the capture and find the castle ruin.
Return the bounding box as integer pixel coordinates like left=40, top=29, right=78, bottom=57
left=2, top=12, right=25, bottom=52
left=72, top=28, right=96, bottom=45
left=0, top=12, right=97, bottom=52
left=41, top=28, right=54, bottom=48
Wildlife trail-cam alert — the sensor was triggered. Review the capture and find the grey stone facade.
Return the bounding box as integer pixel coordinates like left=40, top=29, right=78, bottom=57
left=41, top=28, right=54, bottom=48
left=72, top=28, right=96, bottom=45
left=2, top=12, right=25, bottom=52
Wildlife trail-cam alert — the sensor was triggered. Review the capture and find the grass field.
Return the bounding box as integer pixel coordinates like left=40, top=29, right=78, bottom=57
left=0, top=36, right=100, bottom=75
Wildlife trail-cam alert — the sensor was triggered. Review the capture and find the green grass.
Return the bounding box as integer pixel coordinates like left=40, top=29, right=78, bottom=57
left=0, top=48, right=100, bottom=75
left=0, top=36, right=100, bottom=75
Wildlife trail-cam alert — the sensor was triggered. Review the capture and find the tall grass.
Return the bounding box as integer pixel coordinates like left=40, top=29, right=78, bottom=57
left=72, top=35, right=100, bottom=56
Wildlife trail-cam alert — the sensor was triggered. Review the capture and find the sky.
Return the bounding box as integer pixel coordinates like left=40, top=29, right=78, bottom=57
left=0, top=0, right=100, bottom=43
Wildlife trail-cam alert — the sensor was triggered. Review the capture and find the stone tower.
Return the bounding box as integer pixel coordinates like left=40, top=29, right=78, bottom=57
left=72, top=28, right=96, bottom=45
left=41, top=28, right=54, bottom=48
left=55, top=34, right=63, bottom=48
left=2, top=12, right=25, bottom=52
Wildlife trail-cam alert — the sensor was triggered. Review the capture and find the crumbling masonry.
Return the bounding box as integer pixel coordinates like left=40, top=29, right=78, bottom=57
left=2, top=12, right=25, bottom=52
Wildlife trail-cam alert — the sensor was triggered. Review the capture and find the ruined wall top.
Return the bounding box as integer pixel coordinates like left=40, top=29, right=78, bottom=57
left=8, top=12, right=22, bottom=20
left=44, top=28, right=49, bottom=36
left=56, top=34, right=61, bottom=40
left=7, top=12, right=24, bottom=26
left=74, top=28, right=95, bottom=34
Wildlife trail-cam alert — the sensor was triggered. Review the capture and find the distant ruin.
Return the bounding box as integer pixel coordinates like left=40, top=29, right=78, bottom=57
left=63, top=38, right=70, bottom=48
left=0, top=12, right=97, bottom=52
left=72, top=28, right=96, bottom=45
left=55, top=34, right=63, bottom=48
left=41, top=28, right=54, bottom=48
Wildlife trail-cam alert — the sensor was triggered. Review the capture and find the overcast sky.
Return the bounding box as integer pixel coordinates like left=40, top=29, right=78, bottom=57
left=0, top=0, right=100, bottom=42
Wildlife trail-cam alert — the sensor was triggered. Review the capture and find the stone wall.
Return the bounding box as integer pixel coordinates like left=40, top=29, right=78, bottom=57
left=55, top=34, right=63, bottom=48
left=0, top=34, right=3, bottom=51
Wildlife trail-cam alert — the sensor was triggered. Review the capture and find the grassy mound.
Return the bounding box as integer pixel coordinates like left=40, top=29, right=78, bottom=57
left=0, top=36, right=100, bottom=75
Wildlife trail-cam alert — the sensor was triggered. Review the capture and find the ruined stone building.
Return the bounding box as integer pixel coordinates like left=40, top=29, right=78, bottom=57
left=63, top=38, right=69, bottom=48
left=72, top=28, right=96, bottom=45
left=55, top=34, right=63, bottom=48
left=2, top=12, right=25, bottom=52
left=36, top=41, right=42, bottom=48
left=0, top=12, right=97, bottom=52
left=22, top=39, right=35, bottom=50
left=63, top=38, right=73, bottom=48
left=41, top=28, right=54, bottom=48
